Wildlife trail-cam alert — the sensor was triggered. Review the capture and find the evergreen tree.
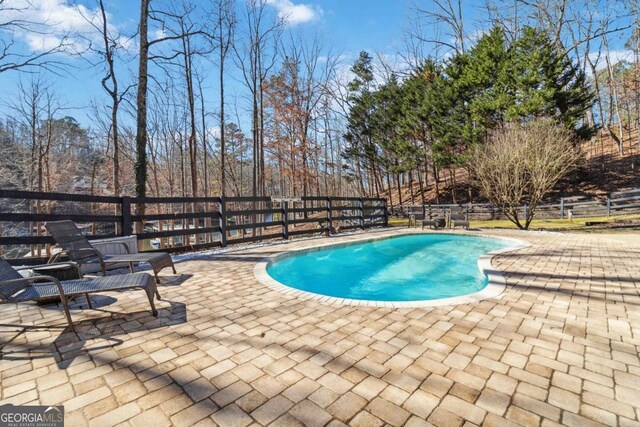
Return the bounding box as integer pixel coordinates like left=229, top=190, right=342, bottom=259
left=344, top=52, right=377, bottom=194
left=504, top=27, right=596, bottom=139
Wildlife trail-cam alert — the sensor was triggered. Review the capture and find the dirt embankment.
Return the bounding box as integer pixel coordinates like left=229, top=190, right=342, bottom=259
left=382, top=128, right=640, bottom=206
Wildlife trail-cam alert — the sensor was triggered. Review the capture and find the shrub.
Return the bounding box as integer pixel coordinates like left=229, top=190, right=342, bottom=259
left=472, top=120, right=581, bottom=229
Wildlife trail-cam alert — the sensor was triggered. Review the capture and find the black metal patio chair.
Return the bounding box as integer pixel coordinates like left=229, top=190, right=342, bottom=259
left=45, top=221, right=176, bottom=297
left=0, top=259, right=158, bottom=332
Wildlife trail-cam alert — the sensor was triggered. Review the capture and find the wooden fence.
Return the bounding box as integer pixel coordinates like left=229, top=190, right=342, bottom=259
left=395, top=188, right=640, bottom=221
left=0, top=189, right=387, bottom=263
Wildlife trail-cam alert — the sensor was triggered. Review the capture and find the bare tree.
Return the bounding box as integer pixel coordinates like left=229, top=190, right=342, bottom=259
left=412, top=0, right=467, bottom=55
left=472, top=120, right=581, bottom=229
left=0, top=0, right=70, bottom=74
left=134, top=0, right=208, bottom=204
left=78, top=0, right=133, bottom=197
left=135, top=0, right=151, bottom=203
left=234, top=0, right=281, bottom=199
left=214, top=0, right=236, bottom=197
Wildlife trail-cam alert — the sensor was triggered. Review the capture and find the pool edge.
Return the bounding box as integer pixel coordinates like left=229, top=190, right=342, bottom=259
left=253, top=230, right=530, bottom=308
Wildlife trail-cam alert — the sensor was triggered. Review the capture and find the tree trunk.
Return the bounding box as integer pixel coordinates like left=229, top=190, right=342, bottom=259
left=135, top=0, right=150, bottom=225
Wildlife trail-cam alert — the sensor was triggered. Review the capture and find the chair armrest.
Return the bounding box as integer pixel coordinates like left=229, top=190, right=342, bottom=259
left=48, top=250, right=68, bottom=264
left=73, top=247, right=105, bottom=262
left=114, top=242, right=131, bottom=254
left=1, top=275, right=65, bottom=296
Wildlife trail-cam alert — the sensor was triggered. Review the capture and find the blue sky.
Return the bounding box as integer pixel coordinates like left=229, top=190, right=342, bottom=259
left=0, top=0, right=634, bottom=131
left=0, top=0, right=414, bottom=129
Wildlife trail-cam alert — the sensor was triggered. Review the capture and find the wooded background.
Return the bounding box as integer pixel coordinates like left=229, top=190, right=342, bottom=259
left=0, top=0, right=638, bottom=207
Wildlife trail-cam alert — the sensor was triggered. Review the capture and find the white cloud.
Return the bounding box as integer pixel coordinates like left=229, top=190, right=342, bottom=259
left=2, top=0, right=126, bottom=54
left=265, top=0, right=321, bottom=25
left=585, top=49, right=633, bottom=77
left=208, top=126, right=221, bottom=139
left=588, top=50, right=633, bottom=70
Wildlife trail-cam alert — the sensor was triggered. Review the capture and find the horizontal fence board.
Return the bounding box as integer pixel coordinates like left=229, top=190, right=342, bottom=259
left=224, top=196, right=271, bottom=202
left=132, top=196, right=222, bottom=204
left=136, top=226, right=222, bottom=240
left=333, top=215, right=360, bottom=221
left=289, top=218, right=325, bottom=225
left=611, top=202, right=640, bottom=210
left=0, top=213, right=122, bottom=223
left=144, top=241, right=223, bottom=253
left=227, top=233, right=284, bottom=245
left=329, top=197, right=362, bottom=201
left=0, top=189, right=121, bottom=203
left=227, top=221, right=282, bottom=231
left=611, top=188, right=640, bottom=196
left=225, top=209, right=279, bottom=216
left=289, top=207, right=327, bottom=214
left=565, top=200, right=605, bottom=207
left=363, top=214, right=386, bottom=220
left=132, top=211, right=221, bottom=221
left=0, top=236, right=55, bottom=245
left=0, top=234, right=114, bottom=245
left=610, top=195, right=640, bottom=203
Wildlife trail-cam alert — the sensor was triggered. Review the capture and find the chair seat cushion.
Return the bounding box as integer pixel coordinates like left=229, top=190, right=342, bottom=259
left=9, top=273, right=154, bottom=302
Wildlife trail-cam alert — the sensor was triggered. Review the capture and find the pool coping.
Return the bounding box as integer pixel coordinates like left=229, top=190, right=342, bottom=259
left=253, top=229, right=530, bottom=308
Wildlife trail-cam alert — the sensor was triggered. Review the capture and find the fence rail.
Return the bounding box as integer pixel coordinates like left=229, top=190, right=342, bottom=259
left=0, top=189, right=387, bottom=263
left=395, top=188, right=640, bottom=221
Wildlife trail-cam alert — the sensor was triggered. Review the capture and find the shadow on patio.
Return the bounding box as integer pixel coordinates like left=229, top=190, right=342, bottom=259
left=0, top=300, right=187, bottom=369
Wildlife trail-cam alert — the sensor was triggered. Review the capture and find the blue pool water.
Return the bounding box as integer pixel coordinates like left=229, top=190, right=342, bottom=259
left=266, top=234, right=511, bottom=301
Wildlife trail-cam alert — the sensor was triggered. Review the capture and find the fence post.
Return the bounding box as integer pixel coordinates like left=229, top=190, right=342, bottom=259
left=560, top=198, right=564, bottom=219
left=219, top=197, right=227, bottom=247
left=383, top=198, right=388, bottom=227
left=606, top=195, right=611, bottom=217
left=121, top=196, right=132, bottom=236
left=327, top=197, right=333, bottom=233
left=359, top=198, right=365, bottom=229
left=282, top=201, right=289, bottom=240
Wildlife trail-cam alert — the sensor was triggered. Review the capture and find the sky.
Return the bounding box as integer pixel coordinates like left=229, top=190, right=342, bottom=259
left=0, top=0, right=414, bottom=129
left=0, top=0, right=635, bottom=131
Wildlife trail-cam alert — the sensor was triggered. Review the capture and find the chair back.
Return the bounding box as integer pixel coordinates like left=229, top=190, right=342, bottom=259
left=0, top=259, right=29, bottom=301
left=450, top=207, right=467, bottom=221
left=45, top=220, right=96, bottom=262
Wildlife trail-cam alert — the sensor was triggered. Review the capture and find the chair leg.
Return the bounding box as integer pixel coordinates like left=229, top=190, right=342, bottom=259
left=59, top=295, right=75, bottom=332
left=146, top=287, right=158, bottom=316
left=85, top=293, right=93, bottom=309
left=129, top=262, right=135, bottom=273
left=151, top=270, right=162, bottom=300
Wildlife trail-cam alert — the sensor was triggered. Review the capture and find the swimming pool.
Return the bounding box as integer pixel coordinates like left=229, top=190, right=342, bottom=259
left=261, top=234, right=518, bottom=306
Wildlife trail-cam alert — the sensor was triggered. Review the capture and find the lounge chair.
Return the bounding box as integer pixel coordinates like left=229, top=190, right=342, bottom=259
left=422, top=218, right=446, bottom=230
left=450, top=207, right=470, bottom=230
left=409, top=213, right=425, bottom=228
left=0, top=259, right=158, bottom=331
left=45, top=221, right=176, bottom=294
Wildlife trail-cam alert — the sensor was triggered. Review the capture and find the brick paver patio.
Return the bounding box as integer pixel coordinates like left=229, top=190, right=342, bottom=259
left=1, top=228, right=640, bottom=426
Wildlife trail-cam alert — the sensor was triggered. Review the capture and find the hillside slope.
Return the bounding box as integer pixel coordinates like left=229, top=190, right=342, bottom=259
left=383, top=128, right=640, bottom=206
